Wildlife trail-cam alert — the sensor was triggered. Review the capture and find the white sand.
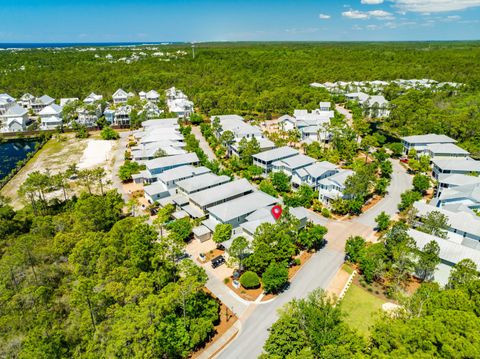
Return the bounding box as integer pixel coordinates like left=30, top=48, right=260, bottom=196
left=78, top=140, right=113, bottom=169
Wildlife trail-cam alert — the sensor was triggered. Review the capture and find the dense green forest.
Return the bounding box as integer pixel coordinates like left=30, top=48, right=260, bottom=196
left=0, top=192, right=219, bottom=358
left=1, top=42, right=480, bottom=152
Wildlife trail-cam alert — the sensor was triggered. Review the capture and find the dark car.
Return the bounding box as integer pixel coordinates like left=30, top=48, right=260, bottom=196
left=211, top=255, right=226, bottom=268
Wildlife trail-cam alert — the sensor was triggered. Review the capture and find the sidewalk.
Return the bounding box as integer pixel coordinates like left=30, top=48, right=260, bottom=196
left=192, top=126, right=217, bottom=161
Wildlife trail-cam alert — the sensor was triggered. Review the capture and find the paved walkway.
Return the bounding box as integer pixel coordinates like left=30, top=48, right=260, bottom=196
left=192, top=126, right=217, bottom=161
left=111, top=131, right=131, bottom=202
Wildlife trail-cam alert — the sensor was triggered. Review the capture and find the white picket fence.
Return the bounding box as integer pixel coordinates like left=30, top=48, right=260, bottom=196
left=336, top=270, right=357, bottom=304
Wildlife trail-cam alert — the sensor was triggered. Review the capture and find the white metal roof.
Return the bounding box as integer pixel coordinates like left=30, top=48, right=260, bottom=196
left=189, top=178, right=253, bottom=207
left=208, top=191, right=278, bottom=223
left=401, top=134, right=456, bottom=144
left=253, top=146, right=299, bottom=162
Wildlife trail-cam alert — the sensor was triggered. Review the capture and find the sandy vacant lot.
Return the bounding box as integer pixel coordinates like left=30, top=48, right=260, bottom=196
left=1, top=133, right=119, bottom=209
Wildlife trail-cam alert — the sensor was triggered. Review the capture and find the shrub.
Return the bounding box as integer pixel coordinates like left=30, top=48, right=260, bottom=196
left=262, top=262, right=289, bottom=294
left=101, top=126, right=120, bottom=140
left=321, top=207, right=331, bottom=218
left=240, top=271, right=260, bottom=289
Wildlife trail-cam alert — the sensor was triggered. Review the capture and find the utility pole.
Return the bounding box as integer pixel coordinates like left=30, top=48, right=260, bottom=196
left=192, top=43, right=195, bottom=59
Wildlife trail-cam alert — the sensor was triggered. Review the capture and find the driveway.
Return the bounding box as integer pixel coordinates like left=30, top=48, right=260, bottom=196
left=355, top=159, right=412, bottom=228
left=217, top=247, right=344, bottom=359
left=192, top=126, right=217, bottom=161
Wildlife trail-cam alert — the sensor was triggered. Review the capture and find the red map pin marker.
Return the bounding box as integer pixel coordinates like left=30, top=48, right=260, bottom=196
left=271, top=205, right=282, bottom=220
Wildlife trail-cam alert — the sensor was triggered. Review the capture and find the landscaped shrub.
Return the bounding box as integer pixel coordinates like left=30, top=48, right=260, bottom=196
left=240, top=271, right=260, bottom=289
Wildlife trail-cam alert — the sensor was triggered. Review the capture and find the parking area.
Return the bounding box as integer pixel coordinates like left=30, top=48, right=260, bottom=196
left=186, top=238, right=234, bottom=281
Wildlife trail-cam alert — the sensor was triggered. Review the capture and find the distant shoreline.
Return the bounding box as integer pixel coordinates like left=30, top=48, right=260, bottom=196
left=0, top=42, right=184, bottom=49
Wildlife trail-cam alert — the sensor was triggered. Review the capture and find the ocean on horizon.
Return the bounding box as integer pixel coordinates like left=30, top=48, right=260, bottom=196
left=0, top=42, right=183, bottom=49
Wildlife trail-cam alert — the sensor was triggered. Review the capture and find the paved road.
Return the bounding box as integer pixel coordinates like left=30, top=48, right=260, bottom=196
left=215, top=162, right=410, bottom=358
left=355, top=159, right=412, bottom=228
left=217, top=248, right=344, bottom=359
left=192, top=126, right=217, bottom=161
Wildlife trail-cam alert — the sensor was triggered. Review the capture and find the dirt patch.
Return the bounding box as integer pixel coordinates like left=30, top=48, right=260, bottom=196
left=226, top=279, right=263, bottom=302
left=204, top=248, right=225, bottom=262
left=326, top=266, right=352, bottom=298
left=1, top=133, right=119, bottom=209
left=190, top=289, right=238, bottom=359
left=361, top=195, right=383, bottom=213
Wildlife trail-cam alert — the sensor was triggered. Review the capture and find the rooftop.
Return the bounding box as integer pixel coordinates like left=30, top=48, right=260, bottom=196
left=432, top=159, right=480, bottom=172
left=156, top=165, right=210, bottom=183
left=426, top=143, right=469, bottom=155
left=402, top=134, right=456, bottom=144
left=273, top=154, right=316, bottom=170
left=253, top=146, right=299, bottom=162
left=208, top=191, right=278, bottom=223
left=176, top=173, right=231, bottom=194
left=408, top=228, right=480, bottom=267
left=189, top=178, right=254, bottom=208
left=145, top=153, right=199, bottom=171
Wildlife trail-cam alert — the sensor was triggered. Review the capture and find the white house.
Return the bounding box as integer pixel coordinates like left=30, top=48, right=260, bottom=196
left=413, top=201, right=480, bottom=248
left=146, top=90, right=160, bottom=103
left=252, top=146, right=299, bottom=174
left=424, top=143, right=470, bottom=161
left=408, top=228, right=480, bottom=286
left=271, top=154, right=316, bottom=178
left=1, top=104, right=29, bottom=132
left=168, top=98, right=193, bottom=118
left=60, top=98, right=79, bottom=107
left=432, top=183, right=480, bottom=213
left=112, top=89, right=130, bottom=105
left=365, top=95, right=390, bottom=118
left=104, top=105, right=132, bottom=126
left=19, top=93, right=35, bottom=109
left=76, top=104, right=102, bottom=127
left=39, top=104, right=63, bottom=130
left=432, top=159, right=480, bottom=179
left=84, top=92, right=103, bottom=104
left=318, top=169, right=354, bottom=204
left=292, top=161, right=338, bottom=190
left=401, top=134, right=457, bottom=155
left=32, top=95, right=55, bottom=114
left=0, top=93, right=15, bottom=115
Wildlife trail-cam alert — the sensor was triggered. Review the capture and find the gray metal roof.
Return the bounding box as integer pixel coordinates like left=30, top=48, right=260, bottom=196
left=144, top=181, right=169, bottom=196
left=408, top=228, right=480, bottom=267
left=401, top=134, right=456, bottom=144
left=426, top=143, right=469, bottom=155
left=253, top=146, right=299, bottom=162
left=146, top=153, right=199, bottom=171
left=438, top=174, right=480, bottom=187
left=176, top=173, right=231, bottom=194
left=156, top=165, right=210, bottom=183
left=189, top=178, right=253, bottom=208
left=414, top=201, right=480, bottom=237
left=273, top=154, right=316, bottom=170
left=208, top=191, right=278, bottom=223
left=299, top=161, right=337, bottom=178
left=432, top=159, right=480, bottom=172
left=4, top=104, right=27, bottom=117
left=193, top=225, right=211, bottom=236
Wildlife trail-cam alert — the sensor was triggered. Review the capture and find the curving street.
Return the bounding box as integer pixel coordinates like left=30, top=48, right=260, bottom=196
left=215, top=161, right=412, bottom=358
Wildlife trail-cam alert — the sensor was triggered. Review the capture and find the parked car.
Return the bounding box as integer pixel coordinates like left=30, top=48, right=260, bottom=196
left=211, top=255, right=226, bottom=268
left=400, top=157, right=409, bottom=163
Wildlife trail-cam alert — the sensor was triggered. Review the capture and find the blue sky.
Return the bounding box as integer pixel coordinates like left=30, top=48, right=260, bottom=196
left=1, top=0, right=479, bottom=42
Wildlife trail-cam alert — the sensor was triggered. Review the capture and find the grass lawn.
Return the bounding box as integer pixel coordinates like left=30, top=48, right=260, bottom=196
left=340, top=283, right=385, bottom=337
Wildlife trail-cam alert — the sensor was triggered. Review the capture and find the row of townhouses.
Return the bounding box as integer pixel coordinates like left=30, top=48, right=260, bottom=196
left=130, top=118, right=311, bottom=246
left=400, top=133, right=480, bottom=285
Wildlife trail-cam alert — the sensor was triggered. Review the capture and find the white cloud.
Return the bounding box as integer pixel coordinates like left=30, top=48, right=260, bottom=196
left=319, top=13, right=331, bottom=19
left=392, top=0, right=480, bottom=13
left=361, top=0, right=384, bottom=4
left=342, top=10, right=370, bottom=19
left=366, top=24, right=380, bottom=30
left=342, top=9, right=394, bottom=20
left=285, top=27, right=319, bottom=34
left=447, top=15, right=461, bottom=20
